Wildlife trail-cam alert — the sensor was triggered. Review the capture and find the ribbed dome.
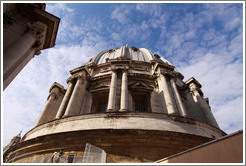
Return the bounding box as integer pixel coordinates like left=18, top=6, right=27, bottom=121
left=88, top=46, right=172, bottom=65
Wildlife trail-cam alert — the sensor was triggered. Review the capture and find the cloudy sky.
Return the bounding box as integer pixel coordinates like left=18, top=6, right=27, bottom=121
left=2, top=2, right=244, bottom=147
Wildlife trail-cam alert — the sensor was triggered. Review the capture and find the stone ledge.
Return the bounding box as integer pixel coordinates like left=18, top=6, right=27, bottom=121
left=23, top=112, right=226, bottom=141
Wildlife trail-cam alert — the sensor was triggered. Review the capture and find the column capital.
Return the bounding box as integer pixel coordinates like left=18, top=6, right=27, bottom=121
left=47, top=91, right=58, bottom=101
left=75, top=75, right=86, bottom=84
left=27, top=21, right=47, bottom=55
left=189, top=83, right=204, bottom=97
left=122, top=69, right=128, bottom=73
left=27, top=21, right=47, bottom=38
left=66, top=76, right=76, bottom=84
left=111, top=64, right=129, bottom=71
left=159, top=68, right=172, bottom=76
left=111, top=68, right=117, bottom=73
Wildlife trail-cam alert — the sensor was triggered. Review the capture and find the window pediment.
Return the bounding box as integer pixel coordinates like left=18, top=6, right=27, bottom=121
left=129, top=82, right=153, bottom=90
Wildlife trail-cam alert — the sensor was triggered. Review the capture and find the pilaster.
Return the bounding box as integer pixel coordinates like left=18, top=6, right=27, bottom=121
left=170, top=77, right=187, bottom=117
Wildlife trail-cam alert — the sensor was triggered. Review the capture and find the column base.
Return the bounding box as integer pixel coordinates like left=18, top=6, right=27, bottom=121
left=62, top=115, right=69, bottom=118
left=119, top=109, right=128, bottom=112
left=168, top=113, right=178, bottom=116
left=107, top=109, right=115, bottom=112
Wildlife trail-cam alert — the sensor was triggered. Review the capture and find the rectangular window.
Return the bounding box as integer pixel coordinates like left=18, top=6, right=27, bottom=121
left=99, top=102, right=107, bottom=113
left=135, top=100, right=145, bottom=112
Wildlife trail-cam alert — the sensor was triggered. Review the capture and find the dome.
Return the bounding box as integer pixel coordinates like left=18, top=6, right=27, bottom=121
left=87, top=46, right=172, bottom=65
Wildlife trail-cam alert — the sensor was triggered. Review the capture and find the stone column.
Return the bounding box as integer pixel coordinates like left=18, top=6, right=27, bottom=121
left=4, top=32, right=35, bottom=72
left=170, top=78, right=187, bottom=117
left=120, top=70, right=128, bottom=111
left=3, top=21, right=47, bottom=90
left=3, top=47, right=36, bottom=90
left=55, top=79, right=75, bottom=119
left=63, top=76, right=86, bottom=117
left=159, top=74, right=177, bottom=115
left=107, top=70, right=117, bottom=112
left=33, top=91, right=56, bottom=127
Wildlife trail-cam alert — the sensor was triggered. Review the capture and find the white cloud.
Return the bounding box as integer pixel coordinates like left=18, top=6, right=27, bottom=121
left=214, top=96, right=243, bottom=134
left=141, top=21, right=149, bottom=30
left=111, top=5, right=133, bottom=24
left=136, top=3, right=162, bottom=17
left=46, top=3, right=74, bottom=14
left=224, top=17, right=241, bottom=31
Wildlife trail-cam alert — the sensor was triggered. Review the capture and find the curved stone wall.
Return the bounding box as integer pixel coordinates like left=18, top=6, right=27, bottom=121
left=24, top=113, right=225, bottom=141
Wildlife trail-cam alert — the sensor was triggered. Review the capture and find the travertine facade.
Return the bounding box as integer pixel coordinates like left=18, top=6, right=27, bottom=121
left=4, top=46, right=226, bottom=163
left=3, top=3, right=60, bottom=90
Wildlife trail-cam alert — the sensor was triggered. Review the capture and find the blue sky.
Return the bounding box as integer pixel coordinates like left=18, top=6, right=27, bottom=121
left=2, top=2, right=244, bottom=147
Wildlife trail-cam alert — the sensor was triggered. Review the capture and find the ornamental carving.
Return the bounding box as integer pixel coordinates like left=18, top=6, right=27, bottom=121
left=27, top=21, right=47, bottom=55
left=159, top=68, right=173, bottom=76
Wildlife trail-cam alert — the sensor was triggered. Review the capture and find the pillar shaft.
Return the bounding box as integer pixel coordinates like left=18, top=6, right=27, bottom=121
left=55, top=80, right=75, bottom=119
left=170, top=78, right=187, bottom=116
left=120, top=70, right=128, bottom=111
left=3, top=32, right=36, bottom=82
left=107, top=70, right=117, bottom=112
left=3, top=47, right=35, bottom=90
left=63, top=77, right=85, bottom=117
left=3, top=21, right=47, bottom=90
left=160, top=74, right=177, bottom=115
left=33, top=93, right=56, bottom=127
